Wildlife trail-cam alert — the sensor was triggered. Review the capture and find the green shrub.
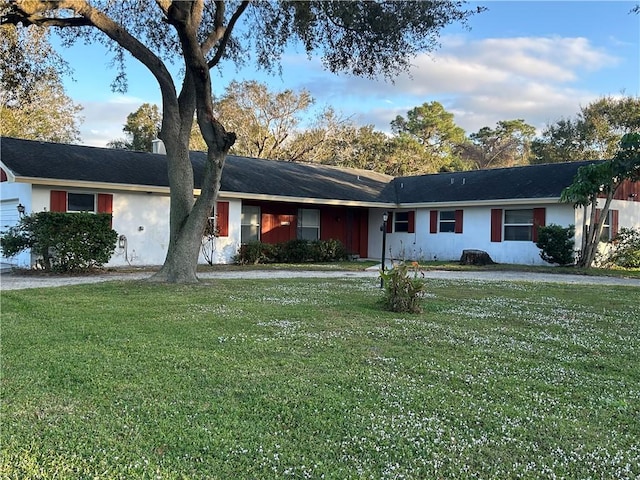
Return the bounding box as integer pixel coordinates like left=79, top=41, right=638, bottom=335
left=535, top=224, right=575, bottom=266
left=379, top=262, right=426, bottom=313
left=605, top=227, right=640, bottom=268
left=233, top=239, right=349, bottom=264
left=277, top=239, right=312, bottom=263
left=0, top=212, right=118, bottom=272
left=311, top=239, right=348, bottom=262
left=233, top=241, right=278, bottom=265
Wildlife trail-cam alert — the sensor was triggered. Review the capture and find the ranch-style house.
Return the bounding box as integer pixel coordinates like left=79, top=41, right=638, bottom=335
left=1, top=136, right=638, bottom=268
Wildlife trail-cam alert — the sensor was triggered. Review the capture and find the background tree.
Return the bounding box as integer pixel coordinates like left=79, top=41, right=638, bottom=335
left=532, top=96, right=640, bottom=164
left=561, top=132, right=640, bottom=267
left=391, top=101, right=467, bottom=173
left=460, top=119, right=535, bottom=169
left=2, top=0, right=481, bottom=283
left=108, top=103, right=161, bottom=151
left=0, top=23, right=82, bottom=142
left=310, top=124, right=392, bottom=172
left=213, top=80, right=316, bottom=159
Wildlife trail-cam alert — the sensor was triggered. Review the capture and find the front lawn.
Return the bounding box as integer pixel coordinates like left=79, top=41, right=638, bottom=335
left=1, top=278, right=638, bottom=479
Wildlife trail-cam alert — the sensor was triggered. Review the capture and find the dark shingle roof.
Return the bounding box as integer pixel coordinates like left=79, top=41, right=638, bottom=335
left=0, top=137, right=395, bottom=204
left=1, top=137, right=601, bottom=205
left=394, top=160, right=602, bottom=204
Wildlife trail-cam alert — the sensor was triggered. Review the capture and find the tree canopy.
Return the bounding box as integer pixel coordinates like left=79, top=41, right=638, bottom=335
left=0, top=23, right=82, bottom=142
left=1, top=0, right=483, bottom=283
left=532, top=96, right=640, bottom=164
left=108, top=103, right=162, bottom=152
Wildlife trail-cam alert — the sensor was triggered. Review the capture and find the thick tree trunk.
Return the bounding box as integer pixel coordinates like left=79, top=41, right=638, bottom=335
left=149, top=130, right=203, bottom=283
left=578, top=190, right=615, bottom=268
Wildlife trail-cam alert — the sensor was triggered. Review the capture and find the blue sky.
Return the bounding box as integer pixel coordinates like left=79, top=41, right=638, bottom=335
left=54, top=1, right=639, bottom=148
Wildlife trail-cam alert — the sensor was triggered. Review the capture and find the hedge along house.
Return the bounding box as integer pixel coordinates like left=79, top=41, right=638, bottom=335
left=1, top=136, right=639, bottom=268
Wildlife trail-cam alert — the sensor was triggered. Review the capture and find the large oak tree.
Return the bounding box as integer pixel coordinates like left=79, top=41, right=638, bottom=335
left=1, top=0, right=482, bottom=283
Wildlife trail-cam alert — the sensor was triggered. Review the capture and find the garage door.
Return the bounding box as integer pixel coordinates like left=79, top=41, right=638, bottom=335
left=0, top=199, right=20, bottom=261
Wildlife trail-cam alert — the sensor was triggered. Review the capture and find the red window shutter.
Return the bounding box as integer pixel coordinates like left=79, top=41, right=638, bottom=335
left=491, top=208, right=502, bottom=242
left=532, top=207, right=546, bottom=242
left=216, top=201, right=229, bottom=237
left=454, top=209, right=463, bottom=234
left=595, top=208, right=601, bottom=224
left=97, top=194, right=113, bottom=214
left=407, top=211, right=415, bottom=233
left=386, top=212, right=393, bottom=233
left=430, top=210, right=438, bottom=234
left=611, top=209, right=619, bottom=239
left=0, top=169, right=7, bottom=182
left=50, top=190, right=67, bottom=212
left=98, top=193, right=114, bottom=227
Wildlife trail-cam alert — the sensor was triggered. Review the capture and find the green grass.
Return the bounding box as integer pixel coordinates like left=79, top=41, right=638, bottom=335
left=2, top=277, right=639, bottom=479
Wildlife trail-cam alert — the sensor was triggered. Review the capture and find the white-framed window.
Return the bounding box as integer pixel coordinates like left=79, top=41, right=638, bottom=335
left=439, top=210, right=456, bottom=233
left=504, top=209, right=533, bottom=241
left=394, top=211, right=410, bottom=232
left=67, top=193, right=96, bottom=212
left=241, top=205, right=260, bottom=243
left=298, top=208, right=320, bottom=241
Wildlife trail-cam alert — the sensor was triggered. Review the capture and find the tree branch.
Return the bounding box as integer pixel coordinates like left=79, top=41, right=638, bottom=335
left=1, top=11, right=91, bottom=27
left=207, top=0, right=249, bottom=69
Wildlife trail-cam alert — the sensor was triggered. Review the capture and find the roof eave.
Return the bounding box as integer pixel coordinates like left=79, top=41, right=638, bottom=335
left=14, top=176, right=171, bottom=194
left=398, top=197, right=566, bottom=209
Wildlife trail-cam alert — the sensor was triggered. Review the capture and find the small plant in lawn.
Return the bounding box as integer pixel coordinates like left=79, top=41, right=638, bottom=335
left=380, top=261, right=426, bottom=313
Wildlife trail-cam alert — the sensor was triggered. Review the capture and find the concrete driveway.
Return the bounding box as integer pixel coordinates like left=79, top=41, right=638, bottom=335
left=1, top=267, right=639, bottom=291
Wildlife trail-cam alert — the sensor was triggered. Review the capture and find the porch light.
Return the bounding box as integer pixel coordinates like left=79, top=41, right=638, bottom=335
left=16, top=203, right=26, bottom=217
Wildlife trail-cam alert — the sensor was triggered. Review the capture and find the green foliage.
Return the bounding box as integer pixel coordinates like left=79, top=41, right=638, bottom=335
left=107, top=103, right=161, bottom=152
left=606, top=227, right=640, bottom=268
left=462, top=119, right=536, bottom=169
left=535, top=224, right=575, bottom=266
left=561, top=132, right=640, bottom=268
left=380, top=261, right=427, bottom=313
left=0, top=212, right=117, bottom=272
left=532, top=95, right=640, bottom=164
left=391, top=101, right=467, bottom=172
left=233, top=239, right=348, bottom=265
left=233, top=241, right=279, bottom=265
left=0, top=24, right=82, bottom=143
left=277, top=239, right=313, bottom=263
left=311, top=238, right=348, bottom=262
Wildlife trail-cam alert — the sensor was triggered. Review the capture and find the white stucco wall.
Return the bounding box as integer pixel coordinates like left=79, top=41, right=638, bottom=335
left=3, top=184, right=243, bottom=268
left=372, top=203, right=579, bottom=266
left=197, top=199, right=242, bottom=265
left=109, top=193, right=241, bottom=267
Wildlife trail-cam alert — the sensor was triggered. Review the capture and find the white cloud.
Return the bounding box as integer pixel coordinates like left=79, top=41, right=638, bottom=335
left=295, top=34, right=622, bottom=135
left=77, top=95, right=155, bottom=147
left=73, top=33, right=626, bottom=146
